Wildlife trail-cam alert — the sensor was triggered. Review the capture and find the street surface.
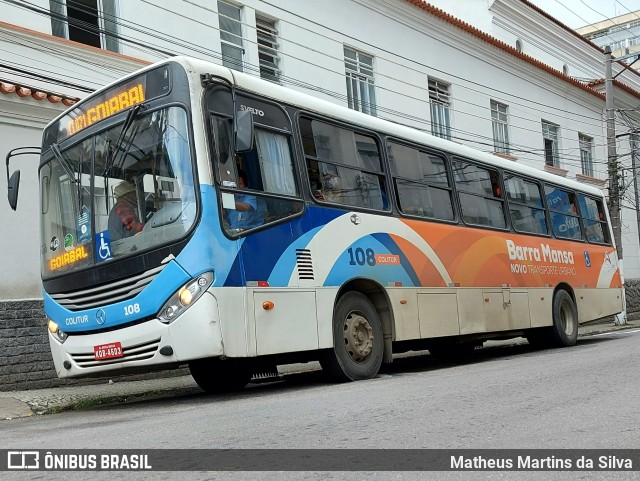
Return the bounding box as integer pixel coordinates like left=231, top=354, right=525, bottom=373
left=2, top=329, right=640, bottom=480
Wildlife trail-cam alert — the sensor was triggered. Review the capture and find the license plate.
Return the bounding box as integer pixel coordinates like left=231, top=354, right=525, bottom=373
left=94, top=342, right=123, bottom=360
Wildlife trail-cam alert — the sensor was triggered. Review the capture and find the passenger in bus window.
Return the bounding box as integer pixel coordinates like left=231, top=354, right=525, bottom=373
left=226, top=169, right=266, bottom=231
left=322, top=170, right=342, bottom=203
left=108, top=181, right=144, bottom=241
left=308, top=165, right=327, bottom=201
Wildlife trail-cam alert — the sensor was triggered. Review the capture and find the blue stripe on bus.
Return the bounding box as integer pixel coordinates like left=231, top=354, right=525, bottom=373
left=228, top=205, right=344, bottom=287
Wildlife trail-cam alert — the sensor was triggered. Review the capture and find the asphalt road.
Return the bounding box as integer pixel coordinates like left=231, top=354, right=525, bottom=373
left=3, top=329, right=640, bottom=480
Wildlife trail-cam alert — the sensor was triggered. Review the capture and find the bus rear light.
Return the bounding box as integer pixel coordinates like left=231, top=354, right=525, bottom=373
left=262, top=301, right=275, bottom=310
left=158, top=272, right=213, bottom=324
left=257, top=281, right=270, bottom=287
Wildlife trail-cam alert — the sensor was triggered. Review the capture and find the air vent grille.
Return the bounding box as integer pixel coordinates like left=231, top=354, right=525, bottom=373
left=296, top=249, right=314, bottom=280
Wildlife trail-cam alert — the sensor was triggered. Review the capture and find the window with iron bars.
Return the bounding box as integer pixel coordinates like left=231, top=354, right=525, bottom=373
left=256, top=15, right=280, bottom=82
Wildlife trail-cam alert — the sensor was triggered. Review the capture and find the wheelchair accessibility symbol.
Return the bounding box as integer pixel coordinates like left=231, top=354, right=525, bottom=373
left=95, top=230, right=112, bottom=262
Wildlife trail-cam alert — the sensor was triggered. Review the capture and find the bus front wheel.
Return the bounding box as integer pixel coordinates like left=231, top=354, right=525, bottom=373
left=550, top=290, right=578, bottom=347
left=321, top=291, right=384, bottom=382
left=189, top=357, right=251, bottom=394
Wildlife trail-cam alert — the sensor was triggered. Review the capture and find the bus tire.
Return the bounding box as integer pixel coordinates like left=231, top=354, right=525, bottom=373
left=550, top=290, right=579, bottom=347
left=320, top=291, right=384, bottom=382
left=188, top=357, right=251, bottom=394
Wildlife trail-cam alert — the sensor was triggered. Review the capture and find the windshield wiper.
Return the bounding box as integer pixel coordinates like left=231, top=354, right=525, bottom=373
left=50, top=143, right=77, bottom=184
left=102, top=103, right=143, bottom=177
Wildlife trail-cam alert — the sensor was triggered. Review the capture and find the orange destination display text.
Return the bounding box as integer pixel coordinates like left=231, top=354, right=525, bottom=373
left=50, top=245, right=89, bottom=271
left=66, top=84, right=145, bottom=136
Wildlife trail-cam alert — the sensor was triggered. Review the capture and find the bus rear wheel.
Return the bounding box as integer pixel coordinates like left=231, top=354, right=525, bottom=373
left=188, top=357, right=251, bottom=394
left=527, top=290, right=578, bottom=348
left=320, top=291, right=384, bottom=382
left=550, top=290, right=578, bottom=347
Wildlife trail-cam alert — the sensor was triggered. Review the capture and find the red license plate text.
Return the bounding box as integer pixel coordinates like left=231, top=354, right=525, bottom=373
left=94, top=342, right=123, bottom=360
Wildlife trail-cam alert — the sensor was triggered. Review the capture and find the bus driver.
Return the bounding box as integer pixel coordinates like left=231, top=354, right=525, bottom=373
left=109, top=181, right=144, bottom=240
left=226, top=169, right=266, bottom=231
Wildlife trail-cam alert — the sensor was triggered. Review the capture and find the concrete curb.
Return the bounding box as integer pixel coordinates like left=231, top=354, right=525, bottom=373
left=0, top=376, right=200, bottom=420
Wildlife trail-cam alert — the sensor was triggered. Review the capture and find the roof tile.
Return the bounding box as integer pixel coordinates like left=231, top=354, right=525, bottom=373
left=0, top=80, right=77, bottom=105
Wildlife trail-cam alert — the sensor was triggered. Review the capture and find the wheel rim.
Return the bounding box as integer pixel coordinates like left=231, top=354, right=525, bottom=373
left=559, top=299, right=577, bottom=336
left=342, top=310, right=374, bottom=363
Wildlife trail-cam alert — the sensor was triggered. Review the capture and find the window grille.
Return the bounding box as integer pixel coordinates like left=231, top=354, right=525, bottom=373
left=256, top=15, right=280, bottom=82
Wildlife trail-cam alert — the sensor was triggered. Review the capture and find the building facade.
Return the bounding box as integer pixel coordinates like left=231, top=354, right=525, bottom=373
left=576, top=10, right=640, bottom=67
left=1, top=0, right=640, bottom=386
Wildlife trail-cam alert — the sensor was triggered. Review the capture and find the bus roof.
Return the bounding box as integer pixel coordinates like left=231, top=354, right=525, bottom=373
left=50, top=55, right=608, bottom=198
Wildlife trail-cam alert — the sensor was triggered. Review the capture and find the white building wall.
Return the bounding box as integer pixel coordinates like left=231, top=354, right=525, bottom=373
left=0, top=0, right=51, bottom=32
left=0, top=98, right=66, bottom=298
left=1, top=0, right=639, bottom=300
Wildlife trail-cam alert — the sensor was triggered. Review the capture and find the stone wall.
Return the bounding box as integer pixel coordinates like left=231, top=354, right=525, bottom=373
left=0, top=299, right=187, bottom=392
left=625, top=279, right=640, bottom=316
left=0, top=300, right=57, bottom=391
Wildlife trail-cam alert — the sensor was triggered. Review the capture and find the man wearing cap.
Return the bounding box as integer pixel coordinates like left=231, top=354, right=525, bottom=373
left=109, top=181, right=144, bottom=240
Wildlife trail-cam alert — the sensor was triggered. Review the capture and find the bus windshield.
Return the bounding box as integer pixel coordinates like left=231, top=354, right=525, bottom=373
left=39, top=106, right=196, bottom=278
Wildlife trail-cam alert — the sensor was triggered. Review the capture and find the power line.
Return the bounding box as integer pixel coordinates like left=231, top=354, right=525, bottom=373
left=16, top=0, right=609, bottom=128
left=0, top=0, right=623, bottom=171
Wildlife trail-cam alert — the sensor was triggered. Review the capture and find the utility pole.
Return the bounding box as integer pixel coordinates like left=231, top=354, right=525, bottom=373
left=605, top=46, right=627, bottom=325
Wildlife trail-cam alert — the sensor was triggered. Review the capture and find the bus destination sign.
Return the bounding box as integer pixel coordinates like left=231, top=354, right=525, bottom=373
left=66, top=83, right=145, bottom=136
left=44, top=65, right=171, bottom=149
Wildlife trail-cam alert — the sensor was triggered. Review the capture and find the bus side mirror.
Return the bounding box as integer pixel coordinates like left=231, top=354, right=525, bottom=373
left=235, top=110, right=254, bottom=153
left=7, top=170, right=20, bottom=211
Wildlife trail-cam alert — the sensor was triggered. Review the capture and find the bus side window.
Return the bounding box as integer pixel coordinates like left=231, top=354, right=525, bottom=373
left=388, top=141, right=454, bottom=221
left=454, top=160, right=506, bottom=228
left=579, top=194, right=609, bottom=244
left=505, top=175, right=548, bottom=235
left=301, top=116, right=386, bottom=211
left=545, top=186, right=582, bottom=240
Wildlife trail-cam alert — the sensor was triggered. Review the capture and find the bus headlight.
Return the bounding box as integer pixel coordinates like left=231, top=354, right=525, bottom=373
left=158, top=272, right=213, bottom=323
left=47, top=319, right=68, bottom=343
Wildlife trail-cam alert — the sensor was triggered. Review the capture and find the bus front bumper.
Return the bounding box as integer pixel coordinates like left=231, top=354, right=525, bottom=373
left=49, top=291, right=224, bottom=378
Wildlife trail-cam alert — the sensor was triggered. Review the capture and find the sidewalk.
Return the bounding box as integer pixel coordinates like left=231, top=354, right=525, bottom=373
left=2, top=317, right=639, bottom=420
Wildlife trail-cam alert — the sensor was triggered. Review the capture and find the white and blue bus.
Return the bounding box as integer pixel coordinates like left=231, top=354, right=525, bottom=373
left=6, top=57, right=623, bottom=391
